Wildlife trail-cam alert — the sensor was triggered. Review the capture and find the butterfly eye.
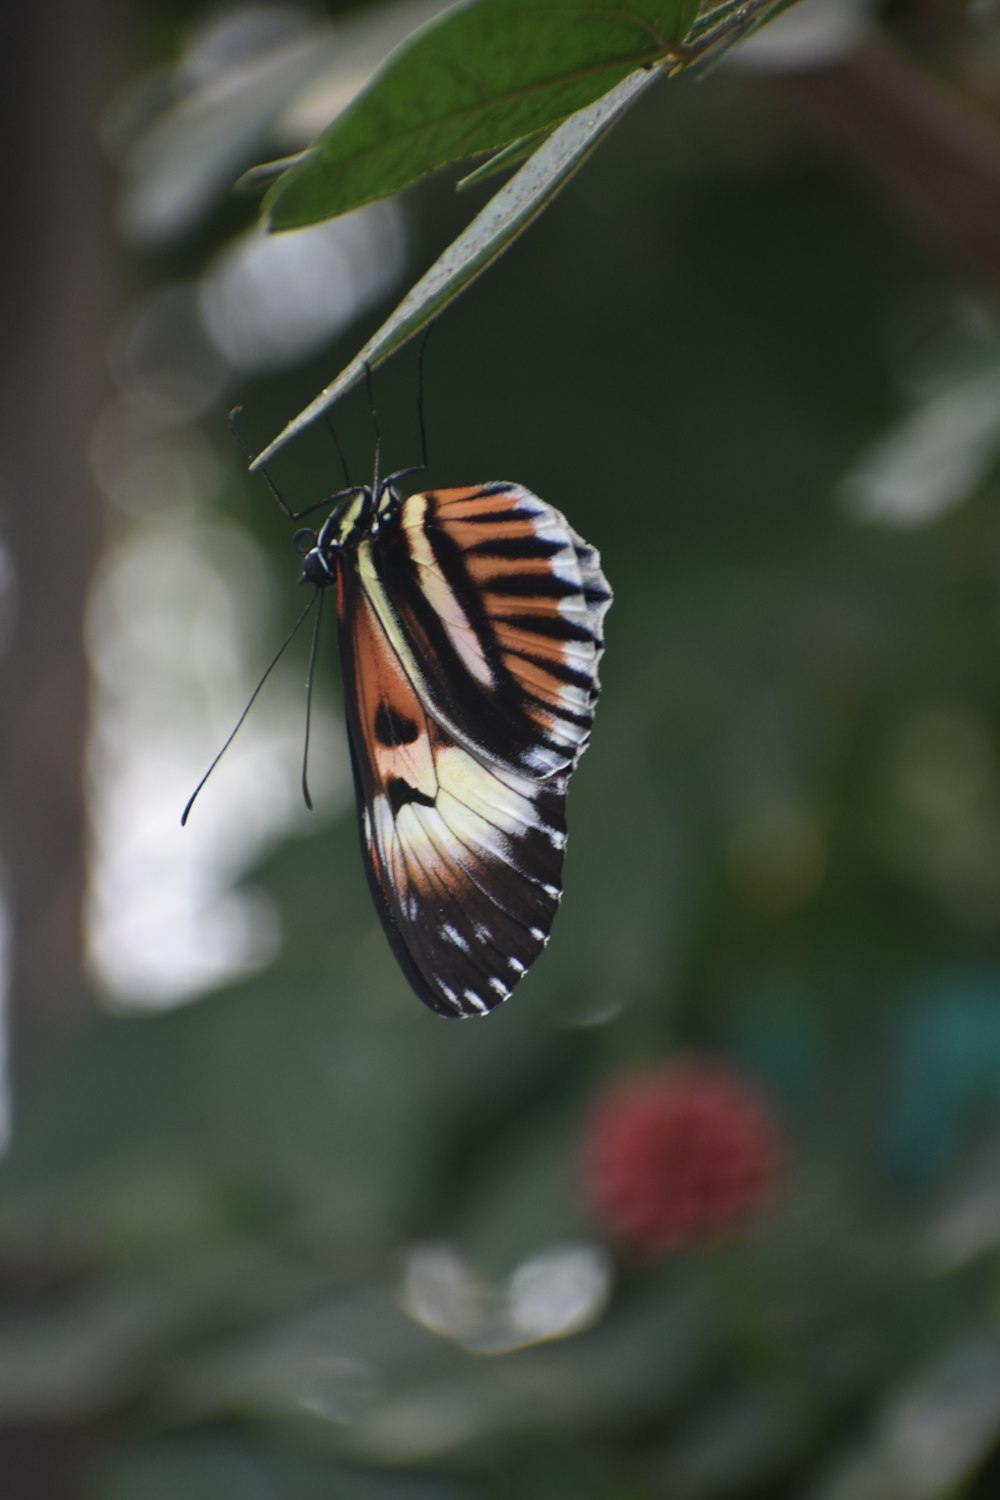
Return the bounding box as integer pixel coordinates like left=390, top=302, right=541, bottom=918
left=293, top=527, right=318, bottom=556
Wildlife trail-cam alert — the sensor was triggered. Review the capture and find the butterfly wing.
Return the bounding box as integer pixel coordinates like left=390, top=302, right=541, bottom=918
left=336, top=559, right=567, bottom=1017
left=336, top=483, right=611, bottom=1018
left=367, top=484, right=611, bottom=782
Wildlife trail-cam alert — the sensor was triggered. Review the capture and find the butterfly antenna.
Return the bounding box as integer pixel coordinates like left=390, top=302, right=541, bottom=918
left=379, top=330, right=434, bottom=493
left=300, top=587, right=326, bottom=812
left=414, top=326, right=431, bottom=473
left=181, top=591, right=319, bottom=825
left=230, top=406, right=300, bottom=521
left=323, top=411, right=351, bottom=489
left=364, top=361, right=381, bottom=496
left=233, top=406, right=349, bottom=522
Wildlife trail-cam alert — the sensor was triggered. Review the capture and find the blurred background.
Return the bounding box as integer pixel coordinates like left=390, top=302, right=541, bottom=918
left=7, top=0, right=1000, bottom=1495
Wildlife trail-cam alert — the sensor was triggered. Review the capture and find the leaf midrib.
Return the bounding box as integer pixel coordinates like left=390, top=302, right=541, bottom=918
left=312, top=46, right=670, bottom=167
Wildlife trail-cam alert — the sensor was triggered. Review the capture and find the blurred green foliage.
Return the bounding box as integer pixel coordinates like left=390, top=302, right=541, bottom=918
left=8, top=4, right=1000, bottom=1497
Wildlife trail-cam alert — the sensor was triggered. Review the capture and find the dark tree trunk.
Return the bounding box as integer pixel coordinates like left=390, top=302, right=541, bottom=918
left=0, top=1, right=114, bottom=1076
left=0, top=2, right=117, bottom=1494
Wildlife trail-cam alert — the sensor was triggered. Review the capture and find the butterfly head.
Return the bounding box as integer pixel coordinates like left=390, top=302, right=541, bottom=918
left=296, top=485, right=379, bottom=587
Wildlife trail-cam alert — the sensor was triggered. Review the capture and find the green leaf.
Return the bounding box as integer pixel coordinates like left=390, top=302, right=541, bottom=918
left=251, top=66, right=659, bottom=469
left=264, top=0, right=699, bottom=230
left=235, top=150, right=311, bottom=195
left=455, top=129, right=551, bottom=192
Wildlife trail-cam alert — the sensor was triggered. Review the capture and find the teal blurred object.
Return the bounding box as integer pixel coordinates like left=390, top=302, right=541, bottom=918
left=882, top=971, right=1000, bottom=1186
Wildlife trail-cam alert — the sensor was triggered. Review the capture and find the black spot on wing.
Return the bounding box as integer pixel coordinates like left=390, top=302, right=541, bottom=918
left=374, top=702, right=420, bottom=745
left=386, top=777, right=436, bottom=815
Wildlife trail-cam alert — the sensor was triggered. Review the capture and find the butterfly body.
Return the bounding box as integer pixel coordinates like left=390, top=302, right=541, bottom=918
left=298, top=476, right=611, bottom=1018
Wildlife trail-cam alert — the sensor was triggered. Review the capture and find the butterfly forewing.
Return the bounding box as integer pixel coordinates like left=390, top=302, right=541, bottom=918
left=368, top=485, right=610, bottom=782
left=337, top=482, right=610, bottom=1017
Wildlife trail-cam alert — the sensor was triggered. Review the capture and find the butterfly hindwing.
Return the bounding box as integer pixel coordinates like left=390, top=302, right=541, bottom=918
left=336, top=560, right=568, bottom=1017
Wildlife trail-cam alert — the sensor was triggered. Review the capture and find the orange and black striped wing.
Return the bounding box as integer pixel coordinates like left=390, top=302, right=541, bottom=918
left=336, top=556, right=569, bottom=1017
left=369, top=484, right=611, bottom=782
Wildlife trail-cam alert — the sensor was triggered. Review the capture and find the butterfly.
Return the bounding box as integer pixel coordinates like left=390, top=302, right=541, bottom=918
left=187, top=399, right=611, bottom=1018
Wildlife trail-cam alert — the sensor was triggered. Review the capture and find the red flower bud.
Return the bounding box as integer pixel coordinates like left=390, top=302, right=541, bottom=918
left=582, top=1059, right=783, bottom=1254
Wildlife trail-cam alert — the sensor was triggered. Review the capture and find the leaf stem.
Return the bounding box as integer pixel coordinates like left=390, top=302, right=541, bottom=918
left=680, top=0, right=785, bottom=64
